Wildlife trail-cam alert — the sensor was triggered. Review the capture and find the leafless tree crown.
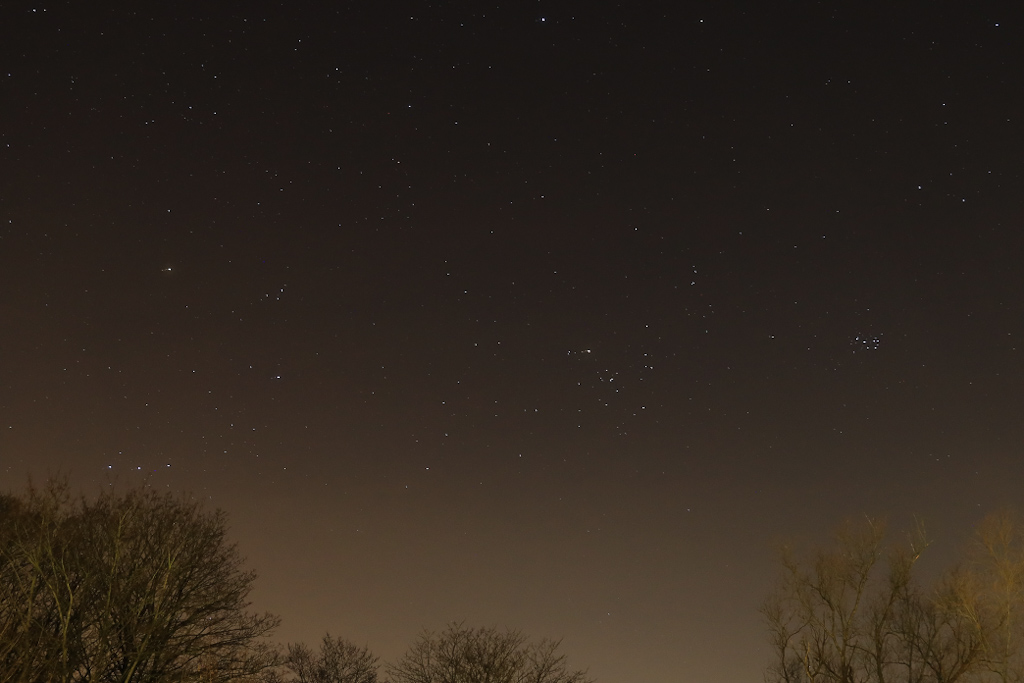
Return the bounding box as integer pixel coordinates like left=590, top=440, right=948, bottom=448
left=0, top=478, right=279, bottom=683
left=763, top=511, right=1024, bottom=683
left=386, top=623, right=592, bottom=683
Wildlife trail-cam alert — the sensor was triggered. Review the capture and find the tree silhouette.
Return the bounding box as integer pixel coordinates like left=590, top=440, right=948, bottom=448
left=0, top=478, right=279, bottom=683
left=387, top=623, right=591, bottom=683
left=283, top=633, right=378, bottom=683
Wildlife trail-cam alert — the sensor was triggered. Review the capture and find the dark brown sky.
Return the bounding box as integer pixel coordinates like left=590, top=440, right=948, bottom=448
left=2, top=1, right=1023, bottom=681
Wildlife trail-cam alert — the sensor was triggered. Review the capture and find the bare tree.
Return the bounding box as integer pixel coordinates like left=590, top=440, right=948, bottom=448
left=0, top=477, right=280, bottom=683
left=762, top=517, right=982, bottom=683
left=386, top=623, right=591, bottom=683
left=0, top=480, right=91, bottom=682
left=956, top=510, right=1024, bottom=683
left=283, top=633, right=378, bottom=683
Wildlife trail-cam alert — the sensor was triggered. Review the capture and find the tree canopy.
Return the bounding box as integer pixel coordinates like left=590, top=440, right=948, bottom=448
left=280, top=633, right=379, bottom=683
left=0, top=478, right=279, bottom=683
left=387, top=623, right=592, bottom=683
left=763, top=511, right=1024, bottom=683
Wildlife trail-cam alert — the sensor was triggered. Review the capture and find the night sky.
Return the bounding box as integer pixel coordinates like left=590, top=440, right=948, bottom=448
left=2, top=2, right=1023, bottom=681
